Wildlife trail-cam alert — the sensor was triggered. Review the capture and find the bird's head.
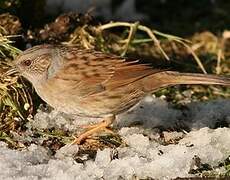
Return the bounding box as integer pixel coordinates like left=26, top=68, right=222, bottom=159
left=6, top=45, right=54, bottom=84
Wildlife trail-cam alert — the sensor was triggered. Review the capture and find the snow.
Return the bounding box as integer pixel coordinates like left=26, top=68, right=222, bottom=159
left=1, top=96, right=230, bottom=179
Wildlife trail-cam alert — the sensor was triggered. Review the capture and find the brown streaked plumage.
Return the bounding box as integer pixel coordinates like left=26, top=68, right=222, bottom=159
left=8, top=44, right=230, bottom=144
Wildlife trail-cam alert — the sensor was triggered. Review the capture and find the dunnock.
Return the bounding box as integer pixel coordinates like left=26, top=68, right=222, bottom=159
left=6, top=44, right=230, bottom=144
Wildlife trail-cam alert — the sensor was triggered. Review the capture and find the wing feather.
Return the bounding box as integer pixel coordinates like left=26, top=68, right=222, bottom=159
left=48, top=46, right=161, bottom=97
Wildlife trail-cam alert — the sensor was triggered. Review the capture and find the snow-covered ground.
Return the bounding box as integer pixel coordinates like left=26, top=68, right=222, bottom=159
left=1, top=96, right=230, bottom=179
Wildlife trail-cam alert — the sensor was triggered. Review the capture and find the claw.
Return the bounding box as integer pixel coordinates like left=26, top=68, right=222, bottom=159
left=72, top=115, right=115, bottom=144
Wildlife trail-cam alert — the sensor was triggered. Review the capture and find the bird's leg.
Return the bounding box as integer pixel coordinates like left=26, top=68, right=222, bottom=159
left=72, top=115, right=115, bottom=144
left=80, top=120, right=109, bottom=130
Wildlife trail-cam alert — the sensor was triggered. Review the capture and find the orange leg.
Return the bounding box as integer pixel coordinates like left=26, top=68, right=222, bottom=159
left=72, top=115, right=115, bottom=145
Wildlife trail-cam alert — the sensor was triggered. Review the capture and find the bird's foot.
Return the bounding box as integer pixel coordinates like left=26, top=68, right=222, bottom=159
left=72, top=115, right=115, bottom=145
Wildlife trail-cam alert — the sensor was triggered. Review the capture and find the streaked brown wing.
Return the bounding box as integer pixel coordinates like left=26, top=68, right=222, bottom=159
left=51, top=47, right=160, bottom=97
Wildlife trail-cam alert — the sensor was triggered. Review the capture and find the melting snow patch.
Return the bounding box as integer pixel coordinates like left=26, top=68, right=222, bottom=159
left=1, top=97, right=230, bottom=179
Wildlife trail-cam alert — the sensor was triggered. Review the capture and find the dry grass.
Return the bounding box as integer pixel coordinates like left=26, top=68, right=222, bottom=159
left=0, top=28, right=34, bottom=147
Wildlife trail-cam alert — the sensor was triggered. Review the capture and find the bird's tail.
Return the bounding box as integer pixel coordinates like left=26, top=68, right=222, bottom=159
left=142, top=71, right=230, bottom=92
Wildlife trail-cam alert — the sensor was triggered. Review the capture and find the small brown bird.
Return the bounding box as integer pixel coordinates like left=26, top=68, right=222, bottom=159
left=6, top=44, right=230, bottom=144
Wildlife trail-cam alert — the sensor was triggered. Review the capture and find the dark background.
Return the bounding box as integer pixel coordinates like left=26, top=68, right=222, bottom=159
left=1, top=0, right=230, bottom=36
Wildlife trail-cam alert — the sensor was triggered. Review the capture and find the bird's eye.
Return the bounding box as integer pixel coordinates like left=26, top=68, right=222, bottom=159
left=22, top=59, right=32, bottom=66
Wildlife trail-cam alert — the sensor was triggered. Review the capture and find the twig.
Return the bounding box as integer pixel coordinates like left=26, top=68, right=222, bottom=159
left=98, top=22, right=207, bottom=73
left=121, top=22, right=139, bottom=56
left=138, top=25, right=169, bottom=60
left=181, top=42, right=207, bottom=74
left=99, top=22, right=169, bottom=60
left=216, top=49, right=222, bottom=75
